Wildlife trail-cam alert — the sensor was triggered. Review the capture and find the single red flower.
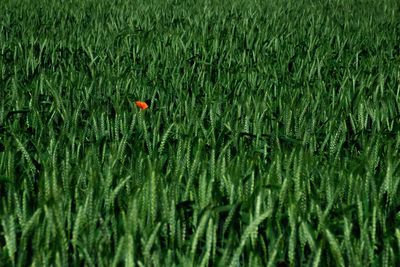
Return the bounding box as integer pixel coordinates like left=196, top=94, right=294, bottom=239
left=135, top=100, right=149, bottom=110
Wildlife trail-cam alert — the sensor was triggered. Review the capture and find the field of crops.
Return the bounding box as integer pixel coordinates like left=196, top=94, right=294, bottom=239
left=1, top=0, right=400, bottom=266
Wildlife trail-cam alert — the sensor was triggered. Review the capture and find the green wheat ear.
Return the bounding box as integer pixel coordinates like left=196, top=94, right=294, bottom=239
left=2, top=215, right=16, bottom=265
left=229, top=210, right=272, bottom=267
left=325, top=229, right=345, bottom=267
left=199, top=218, right=214, bottom=267
left=144, top=222, right=161, bottom=263
left=158, top=123, right=174, bottom=155
left=191, top=211, right=210, bottom=264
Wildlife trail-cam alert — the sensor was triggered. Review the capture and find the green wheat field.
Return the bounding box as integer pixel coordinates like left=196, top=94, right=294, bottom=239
left=1, top=0, right=400, bottom=266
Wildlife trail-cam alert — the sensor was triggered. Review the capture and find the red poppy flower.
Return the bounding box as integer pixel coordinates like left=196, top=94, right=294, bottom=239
left=135, top=101, right=149, bottom=110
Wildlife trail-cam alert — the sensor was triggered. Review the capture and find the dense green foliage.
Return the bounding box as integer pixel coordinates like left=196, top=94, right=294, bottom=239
left=1, top=0, right=400, bottom=266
